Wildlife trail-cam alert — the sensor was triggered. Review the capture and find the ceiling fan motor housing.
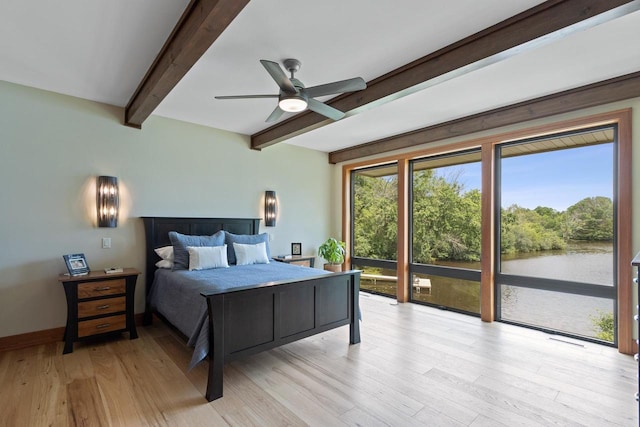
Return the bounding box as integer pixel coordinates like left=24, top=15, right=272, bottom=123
left=283, top=58, right=302, bottom=76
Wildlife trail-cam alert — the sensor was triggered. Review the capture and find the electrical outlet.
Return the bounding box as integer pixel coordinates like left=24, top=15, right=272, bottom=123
left=102, top=237, right=111, bottom=249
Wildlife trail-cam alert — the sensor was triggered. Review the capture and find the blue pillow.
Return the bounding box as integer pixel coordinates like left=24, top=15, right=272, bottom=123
left=225, top=232, right=271, bottom=264
left=169, top=230, right=225, bottom=270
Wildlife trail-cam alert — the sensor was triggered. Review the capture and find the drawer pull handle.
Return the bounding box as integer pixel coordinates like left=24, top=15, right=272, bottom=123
left=97, top=305, right=110, bottom=310
left=96, top=323, right=111, bottom=329
left=94, top=286, right=111, bottom=291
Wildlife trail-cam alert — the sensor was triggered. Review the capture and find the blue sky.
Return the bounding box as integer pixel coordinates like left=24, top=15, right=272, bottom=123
left=435, top=143, right=614, bottom=212
left=501, top=144, right=613, bottom=211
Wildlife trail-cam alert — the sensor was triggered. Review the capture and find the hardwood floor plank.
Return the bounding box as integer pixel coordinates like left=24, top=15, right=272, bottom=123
left=468, top=414, right=511, bottom=427
left=29, top=343, right=68, bottom=427
left=422, top=368, right=579, bottom=426
left=67, top=377, right=109, bottom=427
left=88, top=342, right=152, bottom=426
left=115, top=334, right=227, bottom=426
left=264, top=347, right=437, bottom=427
left=0, top=294, right=636, bottom=426
left=156, top=332, right=307, bottom=426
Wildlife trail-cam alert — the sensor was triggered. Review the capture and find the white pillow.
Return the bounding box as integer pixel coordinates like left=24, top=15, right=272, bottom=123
left=154, top=246, right=174, bottom=261
left=187, top=245, right=229, bottom=271
left=233, top=242, right=270, bottom=266
left=155, top=259, right=173, bottom=269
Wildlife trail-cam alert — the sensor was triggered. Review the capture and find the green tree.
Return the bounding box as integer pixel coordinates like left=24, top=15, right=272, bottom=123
left=353, top=173, right=397, bottom=260
left=500, top=205, right=566, bottom=254
left=565, top=196, right=613, bottom=241
left=412, top=169, right=481, bottom=263
left=590, top=310, right=614, bottom=342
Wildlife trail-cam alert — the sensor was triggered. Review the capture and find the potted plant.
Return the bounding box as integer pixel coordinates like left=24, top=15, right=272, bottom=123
left=318, top=238, right=346, bottom=272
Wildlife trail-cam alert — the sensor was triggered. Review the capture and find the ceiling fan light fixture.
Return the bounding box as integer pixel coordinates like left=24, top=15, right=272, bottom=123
left=279, top=95, right=307, bottom=112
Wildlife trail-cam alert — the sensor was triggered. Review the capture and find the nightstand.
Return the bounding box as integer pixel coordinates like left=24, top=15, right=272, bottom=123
left=58, top=268, right=140, bottom=354
left=272, top=255, right=315, bottom=268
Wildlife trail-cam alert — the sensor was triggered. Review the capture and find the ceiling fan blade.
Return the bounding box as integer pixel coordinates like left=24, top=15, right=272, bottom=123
left=265, top=106, right=285, bottom=123
left=260, top=60, right=297, bottom=94
left=305, top=77, right=366, bottom=98
left=307, top=98, right=345, bottom=121
left=215, top=94, right=278, bottom=99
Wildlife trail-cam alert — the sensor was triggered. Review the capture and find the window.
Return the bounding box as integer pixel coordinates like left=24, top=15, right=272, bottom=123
left=344, top=110, right=632, bottom=352
left=495, top=126, right=616, bottom=343
left=351, top=164, right=398, bottom=297
left=410, top=150, right=482, bottom=314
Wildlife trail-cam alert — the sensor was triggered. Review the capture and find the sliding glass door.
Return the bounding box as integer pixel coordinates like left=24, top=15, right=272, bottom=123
left=495, top=126, right=617, bottom=343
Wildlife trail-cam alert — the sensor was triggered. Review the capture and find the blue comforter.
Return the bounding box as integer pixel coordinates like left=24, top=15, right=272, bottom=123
left=149, top=261, right=329, bottom=368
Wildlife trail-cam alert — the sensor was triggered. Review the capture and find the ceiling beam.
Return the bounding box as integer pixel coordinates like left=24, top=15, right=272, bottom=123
left=124, top=0, right=250, bottom=129
left=328, top=71, right=640, bottom=164
left=251, top=0, right=638, bottom=150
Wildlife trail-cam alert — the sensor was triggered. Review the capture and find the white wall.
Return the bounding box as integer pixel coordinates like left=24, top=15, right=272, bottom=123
left=0, top=81, right=337, bottom=338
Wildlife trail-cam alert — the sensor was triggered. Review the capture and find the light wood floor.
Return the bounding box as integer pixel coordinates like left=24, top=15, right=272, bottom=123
left=0, top=293, right=637, bottom=426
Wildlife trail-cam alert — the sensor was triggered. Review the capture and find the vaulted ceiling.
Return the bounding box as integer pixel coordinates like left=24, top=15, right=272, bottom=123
left=2, top=0, right=639, bottom=163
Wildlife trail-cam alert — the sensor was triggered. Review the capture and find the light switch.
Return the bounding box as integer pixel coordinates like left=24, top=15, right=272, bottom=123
left=102, top=237, right=111, bottom=249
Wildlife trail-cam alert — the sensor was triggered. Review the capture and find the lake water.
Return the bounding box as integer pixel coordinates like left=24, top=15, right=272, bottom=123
left=499, top=241, right=614, bottom=340
left=359, top=242, right=616, bottom=341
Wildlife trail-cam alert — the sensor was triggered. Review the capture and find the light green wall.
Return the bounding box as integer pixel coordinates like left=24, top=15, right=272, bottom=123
left=0, top=81, right=337, bottom=338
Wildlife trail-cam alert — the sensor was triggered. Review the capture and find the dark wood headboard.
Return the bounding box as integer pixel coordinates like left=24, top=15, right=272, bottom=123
left=141, top=217, right=261, bottom=316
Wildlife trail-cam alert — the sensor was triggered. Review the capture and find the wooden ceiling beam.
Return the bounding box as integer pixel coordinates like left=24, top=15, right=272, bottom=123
left=328, top=71, right=640, bottom=164
left=251, top=0, right=638, bottom=150
left=124, top=0, right=250, bottom=128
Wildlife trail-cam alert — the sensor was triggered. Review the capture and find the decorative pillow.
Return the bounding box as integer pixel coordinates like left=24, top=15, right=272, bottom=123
left=225, top=232, right=271, bottom=264
left=187, top=245, right=229, bottom=270
left=233, top=242, right=270, bottom=265
left=155, top=259, right=173, bottom=269
left=169, top=230, right=225, bottom=270
left=154, top=246, right=174, bottom=261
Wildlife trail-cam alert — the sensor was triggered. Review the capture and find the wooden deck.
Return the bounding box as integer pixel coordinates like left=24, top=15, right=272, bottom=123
left=0, top=292, right=636, bottom=426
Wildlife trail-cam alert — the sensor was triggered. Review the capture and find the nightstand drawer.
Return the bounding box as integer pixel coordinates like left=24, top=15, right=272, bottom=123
left=78, top=296, right=125, bottom=318
left=78, top=279, right=125, bottom=298
left=78, top=315, right=126, bottom=338
left=290, top=259, right=312, bottom=267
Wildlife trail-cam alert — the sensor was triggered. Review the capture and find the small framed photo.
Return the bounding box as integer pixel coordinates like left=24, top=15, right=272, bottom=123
left=291, top=242, right=302, bottom=256
left=63, top=253, right=90, bottom=276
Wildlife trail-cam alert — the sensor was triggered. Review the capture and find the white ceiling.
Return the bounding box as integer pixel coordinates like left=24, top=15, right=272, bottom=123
left=2, top=1, right=639, bottom=154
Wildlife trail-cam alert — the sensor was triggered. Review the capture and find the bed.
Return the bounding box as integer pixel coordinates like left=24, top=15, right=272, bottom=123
left=142, top=216, right=361, bottom=401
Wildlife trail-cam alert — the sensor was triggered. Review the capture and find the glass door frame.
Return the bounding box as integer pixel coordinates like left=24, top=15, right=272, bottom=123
left=493, top=124, right=619, bottom=345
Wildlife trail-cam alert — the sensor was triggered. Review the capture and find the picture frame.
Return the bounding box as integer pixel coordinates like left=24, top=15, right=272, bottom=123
left=291, top=242, right=302, bottom=256
left=63, top=253, right=90, bottom=276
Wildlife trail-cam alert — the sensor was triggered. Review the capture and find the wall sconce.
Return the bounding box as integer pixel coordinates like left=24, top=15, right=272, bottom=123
left=264, top=190, right=277, bottom=227
left=97, top=176, right=119, bottom=227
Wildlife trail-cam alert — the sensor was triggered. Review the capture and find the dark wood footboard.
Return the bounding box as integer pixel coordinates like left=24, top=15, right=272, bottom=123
left=201, top=270, right=361, bottom=401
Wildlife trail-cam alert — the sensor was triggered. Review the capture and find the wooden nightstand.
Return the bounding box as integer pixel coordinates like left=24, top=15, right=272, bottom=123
left=58, top=268, right=140, bottom=354
left=272, top=255, right=315, bottom=268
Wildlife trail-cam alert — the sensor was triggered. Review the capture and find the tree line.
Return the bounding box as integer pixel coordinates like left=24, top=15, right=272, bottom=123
left=354, top=170, right=613, bottom=263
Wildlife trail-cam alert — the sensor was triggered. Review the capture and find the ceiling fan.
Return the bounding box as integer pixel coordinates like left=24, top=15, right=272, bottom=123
left=215, top=58, right=367, bottom=123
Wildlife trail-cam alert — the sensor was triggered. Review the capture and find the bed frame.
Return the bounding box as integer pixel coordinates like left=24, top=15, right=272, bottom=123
left=142, top=217, right=361, bottom=401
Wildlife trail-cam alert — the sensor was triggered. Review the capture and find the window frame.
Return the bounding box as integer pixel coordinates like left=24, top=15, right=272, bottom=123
left=493, top=124, right=619, bottom=344
left=342, top=109, right=633, bottom=354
